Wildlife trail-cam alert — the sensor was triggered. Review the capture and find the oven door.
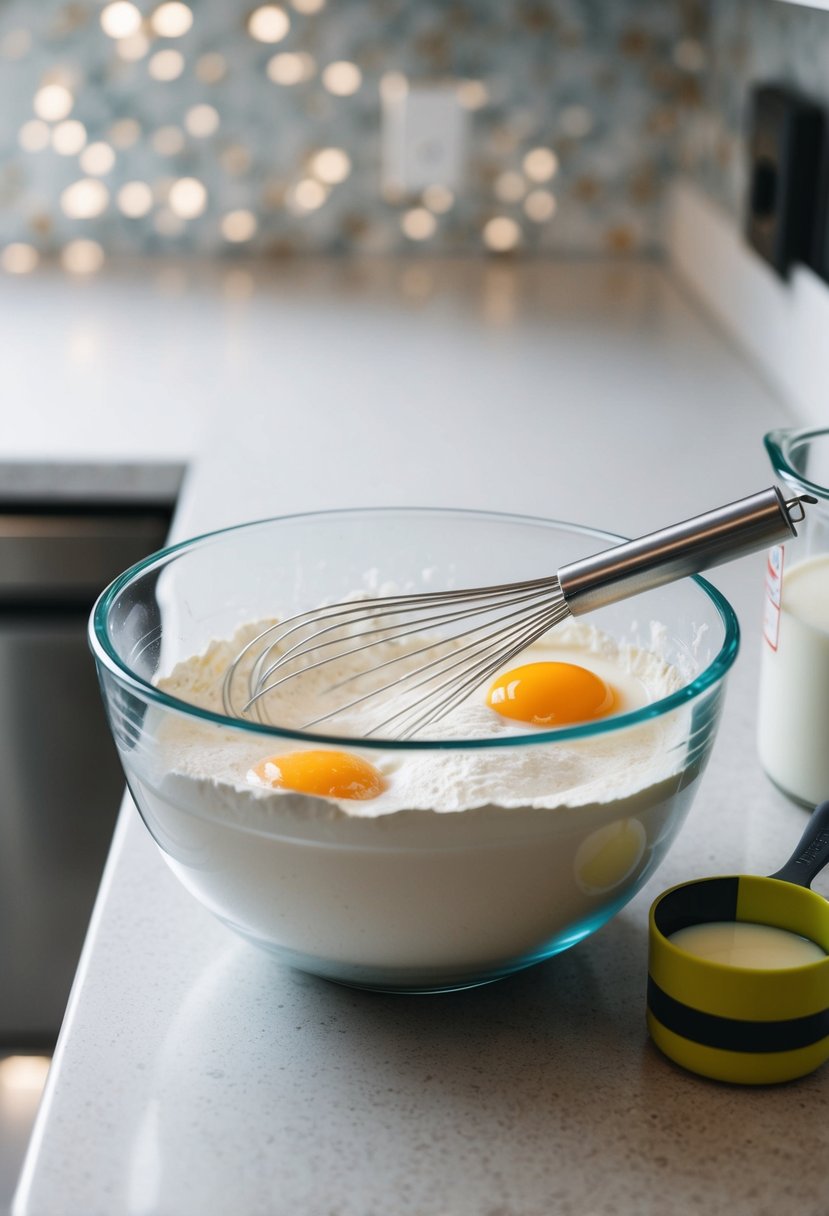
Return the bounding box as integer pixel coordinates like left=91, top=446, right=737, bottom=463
left=0, top=510, right=169, bottom=1045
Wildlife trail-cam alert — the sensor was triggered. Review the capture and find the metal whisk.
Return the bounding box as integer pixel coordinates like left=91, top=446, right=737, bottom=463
left=222, top=487, right=815, bottom=740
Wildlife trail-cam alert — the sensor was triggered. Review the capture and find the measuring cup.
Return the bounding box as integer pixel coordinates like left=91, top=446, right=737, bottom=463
left=647, top=800, right=829, bottom=1084
left=758, top=427, right=829, bottom=806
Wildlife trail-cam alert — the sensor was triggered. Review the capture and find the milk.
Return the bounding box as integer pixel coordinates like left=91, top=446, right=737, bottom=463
left=670, top=921, right=825, bottom=969
left=758, top=553, right=829, bottom=806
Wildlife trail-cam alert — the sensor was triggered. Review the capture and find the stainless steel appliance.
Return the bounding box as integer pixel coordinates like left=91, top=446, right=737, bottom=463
left=0, top=504, right=171, bottom=1045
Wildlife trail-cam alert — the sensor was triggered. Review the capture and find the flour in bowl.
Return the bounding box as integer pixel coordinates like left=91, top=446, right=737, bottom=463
left=132, top=617, right=702, bottom=988
left=156, top=617, right=683, bottom=814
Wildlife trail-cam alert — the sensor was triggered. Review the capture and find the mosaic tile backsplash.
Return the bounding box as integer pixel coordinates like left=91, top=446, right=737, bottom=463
left=0, top=0, right=708, bottom=268
left=682, top=0, right=829, bottom=226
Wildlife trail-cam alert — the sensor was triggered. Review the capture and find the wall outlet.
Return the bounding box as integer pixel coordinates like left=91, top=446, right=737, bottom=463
left=745, top=84, right=824, bottom=278
left=381, top=82, right=467, bottom=196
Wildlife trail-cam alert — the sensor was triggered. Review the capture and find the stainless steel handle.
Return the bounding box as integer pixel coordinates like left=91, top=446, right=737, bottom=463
left=557, top=486, right=815, bottom=615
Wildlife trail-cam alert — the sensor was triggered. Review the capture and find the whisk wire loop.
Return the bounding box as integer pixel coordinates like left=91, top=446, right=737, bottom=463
left=368, top=600, right=572, bottom=739
left=249, top=579, right=560, bottom=707
left=301, top=592, right=568, bottom=734
left=223, top=577, right=566, bottom=733
left=220, top=488, right=813, bottom=739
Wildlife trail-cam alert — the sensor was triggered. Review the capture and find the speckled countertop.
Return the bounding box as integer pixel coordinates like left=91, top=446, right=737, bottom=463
left=9, top=259, right=828, bottom=1216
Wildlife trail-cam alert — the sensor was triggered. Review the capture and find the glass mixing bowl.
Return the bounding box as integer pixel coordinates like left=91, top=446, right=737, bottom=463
left=90, top=508, right=739, bottom=993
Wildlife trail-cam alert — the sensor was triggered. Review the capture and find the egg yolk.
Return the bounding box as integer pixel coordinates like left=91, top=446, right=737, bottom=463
left=486, top=661, right=616, bottom=726
left=250, top=749, right=386, bottom=800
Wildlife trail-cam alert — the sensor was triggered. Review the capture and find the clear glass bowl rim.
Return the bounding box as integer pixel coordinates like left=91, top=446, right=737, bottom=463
left=89, top=505, right=740, bottom=752
left=765, top=426, right=829, bottom=501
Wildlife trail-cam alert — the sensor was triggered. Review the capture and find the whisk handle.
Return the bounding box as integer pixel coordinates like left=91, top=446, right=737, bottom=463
left=557, top=486, right=815, bottom=615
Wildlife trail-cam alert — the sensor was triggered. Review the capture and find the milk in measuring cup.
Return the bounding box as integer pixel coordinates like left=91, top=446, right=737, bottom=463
left=758, top=550, right=829, bottom=805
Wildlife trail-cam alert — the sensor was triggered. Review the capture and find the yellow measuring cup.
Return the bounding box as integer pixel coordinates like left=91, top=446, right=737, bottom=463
left=648, top=801, right=829, bottom=1084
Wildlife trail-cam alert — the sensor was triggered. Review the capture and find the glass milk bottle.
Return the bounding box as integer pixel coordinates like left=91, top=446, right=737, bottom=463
left=758, top=428, right=829, bottom=805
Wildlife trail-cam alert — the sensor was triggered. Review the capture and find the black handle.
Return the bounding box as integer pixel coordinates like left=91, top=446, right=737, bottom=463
left=769, top=800, right=829, bottom=888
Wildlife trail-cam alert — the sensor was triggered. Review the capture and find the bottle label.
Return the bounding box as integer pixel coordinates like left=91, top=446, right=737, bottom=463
left=763, top=544, right=784, bottom=650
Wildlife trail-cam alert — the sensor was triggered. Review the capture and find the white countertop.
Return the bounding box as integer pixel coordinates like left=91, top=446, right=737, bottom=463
left=9, top=259, right=827, bottom=1216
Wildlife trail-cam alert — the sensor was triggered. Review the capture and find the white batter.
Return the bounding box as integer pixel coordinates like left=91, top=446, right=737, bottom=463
left=670, top=921, right=826, bottom=969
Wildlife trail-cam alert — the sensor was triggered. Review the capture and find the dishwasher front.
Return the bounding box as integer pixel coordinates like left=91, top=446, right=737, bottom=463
left=0, top=507, right=170, bottom=1045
